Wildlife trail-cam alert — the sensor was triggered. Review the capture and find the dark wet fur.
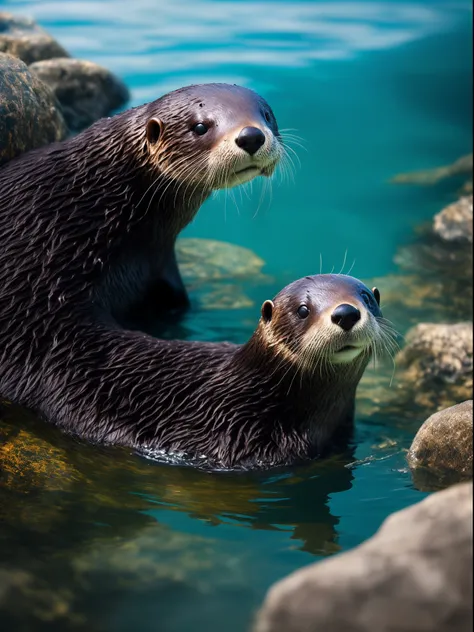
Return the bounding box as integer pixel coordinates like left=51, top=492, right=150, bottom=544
left=0, top=176, right=377, bottom=471
left=0, top=84, right=374, bottom=469
left=0, top=82, right=280, bottom=330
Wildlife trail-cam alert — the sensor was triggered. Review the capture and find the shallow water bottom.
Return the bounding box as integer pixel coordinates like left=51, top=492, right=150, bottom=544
left=0, top=359, right=427, bottom=632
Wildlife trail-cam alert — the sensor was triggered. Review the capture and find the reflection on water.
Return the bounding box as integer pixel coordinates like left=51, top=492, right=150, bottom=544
left=0, top=403, right=357, bottom=631
left=0, top=403, right=354, bottom=552
left=0, top=370, right=420, bottom=631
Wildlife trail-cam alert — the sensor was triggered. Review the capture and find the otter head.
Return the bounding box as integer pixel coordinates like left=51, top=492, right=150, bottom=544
left=143, top=83, right=282, bottom=193
left=258, top=274, right=395, bottom=374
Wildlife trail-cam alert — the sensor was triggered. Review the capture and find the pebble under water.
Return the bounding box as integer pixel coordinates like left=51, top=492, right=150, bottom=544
left=0, top=0, right=472, bottom=631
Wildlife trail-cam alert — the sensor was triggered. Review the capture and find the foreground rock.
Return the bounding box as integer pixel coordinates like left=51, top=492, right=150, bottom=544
left=255, top=482, right=473, bottom=632
left=0, top=53, right=67, bottom=165
left=30, top=58, right=130, bottom=132
left=0, top=12, right=69, bottom=64
left=433, top=195, right=473, bottom=244
left=408, top=400, right=473, bottom=490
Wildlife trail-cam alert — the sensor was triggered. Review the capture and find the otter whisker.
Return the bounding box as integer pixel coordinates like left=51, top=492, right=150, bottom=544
left=280, top=141, right=303, bottom=168
left=179, top=158, right=212, bottom=209
left=338, top=250, right=349, bottom=275
left=154, top=152, right=208, bottom=210
left=279, top=147, right=299, bottom=183
left=172, top=152, right=210, bottom=206
left=377, top=322, right=400, bottom=353
left=346, top=258, right=357, bottom=276
left=278, top=132, right=307, bottom=153
left=279, top=150, right=297, bottom=187
left=171, top=160, right=209, bottom=213
left=378, top=317, right=404, bottom=339
left=278, top=133, right=305, bottom=145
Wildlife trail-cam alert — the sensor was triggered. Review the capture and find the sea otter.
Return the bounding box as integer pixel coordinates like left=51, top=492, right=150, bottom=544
left=0, top=82, right=282, bottom=330
left=0, top=267, right=395, bottom=468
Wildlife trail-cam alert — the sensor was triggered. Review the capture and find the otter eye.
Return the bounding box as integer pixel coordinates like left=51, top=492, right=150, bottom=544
left=361, top=291, right=371, bottom=306
left=297, top=305, right=310, bottom=319
left=264, top=111, right=271, bottom=124
left=193, top=123, right=208, bottom=136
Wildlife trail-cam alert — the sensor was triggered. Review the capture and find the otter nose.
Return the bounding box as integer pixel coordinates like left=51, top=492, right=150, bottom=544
left=235, top=126, right=266, bottom=155
left=331, top=304, right=361, bottom=331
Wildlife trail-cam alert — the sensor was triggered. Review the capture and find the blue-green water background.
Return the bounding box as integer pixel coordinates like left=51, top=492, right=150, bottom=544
left=0, top=1, right=472, bottom=631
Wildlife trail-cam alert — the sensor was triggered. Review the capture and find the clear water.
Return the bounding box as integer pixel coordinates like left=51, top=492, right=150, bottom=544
left=0, top=1, right=472, bottom=630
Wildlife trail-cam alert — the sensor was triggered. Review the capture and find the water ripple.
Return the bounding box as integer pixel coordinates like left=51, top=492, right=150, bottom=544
left=4, top=1, right=470, bottom=73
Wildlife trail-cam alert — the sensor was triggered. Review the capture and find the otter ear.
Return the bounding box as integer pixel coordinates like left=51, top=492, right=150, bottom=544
left=261, top=300, right=274, bottom=323
left=372, top=287, right=381, bottom=306
left=146, top=118, right=163, bottom=145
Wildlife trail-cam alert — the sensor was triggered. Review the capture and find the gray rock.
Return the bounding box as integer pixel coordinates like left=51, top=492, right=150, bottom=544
left=29, top=57, right=130, bottom=132
left=396, top=322, right=473, bottom=391
left=0, top=53, right=67, bottom=166
left=0, top=12, right=69, bottom=65
left=255, top=482, right=473, bottom=632
left=391, top=153, right=473, bottom=187
left=408, top=400, right=473, bottom=490
left=433, top=196, right=473, bottom=244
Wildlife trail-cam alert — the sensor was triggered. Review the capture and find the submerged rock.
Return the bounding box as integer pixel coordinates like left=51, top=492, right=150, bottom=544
left=255, top=481, right=473, bottom=632
left=29, top=58, right=130, bottom=132
left=408, top=400, right=473, bottom=490
left=389, top=193, right=473, bottom=330
left=364, top=272, right=470, bottom=326
left=0, top=12, right=69, bottom=64
left=0, top=419, right=77, bottom=494
left=176, top=238, right=269, bottom=310
left=391, top=153, right=473, bottom=193
left=198, top=283, right=255, bottom=310
left=433, top=195, right=473, bottom=244
left=358, top=322, right=473, bottom=420
left=397, top=322, right=473, bottom=393
left=177, top=238, right=266, bottom=282
left=394, top=204, right=472, bottom=295
left=0, top=53, right=67, bottom=165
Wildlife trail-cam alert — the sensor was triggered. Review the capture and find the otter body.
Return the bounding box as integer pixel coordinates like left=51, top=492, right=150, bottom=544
left=0, top=83, right=395, bottom=469
left=0, top=83, right=282, bottom=331
left=0, top=267, right=393, bottom=467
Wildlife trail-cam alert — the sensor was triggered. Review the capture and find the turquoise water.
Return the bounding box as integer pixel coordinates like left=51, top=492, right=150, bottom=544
left=0, top=1, right=472, bottom=630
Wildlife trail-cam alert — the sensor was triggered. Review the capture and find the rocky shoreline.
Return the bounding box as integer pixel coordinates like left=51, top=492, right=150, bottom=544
left=1, top=11, right=129, bottom=165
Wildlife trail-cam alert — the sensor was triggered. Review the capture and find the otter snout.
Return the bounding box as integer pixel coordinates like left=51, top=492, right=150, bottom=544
left=331, top=304, right=361, bottom=331
left=235, top=126, right=266, bottom=155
